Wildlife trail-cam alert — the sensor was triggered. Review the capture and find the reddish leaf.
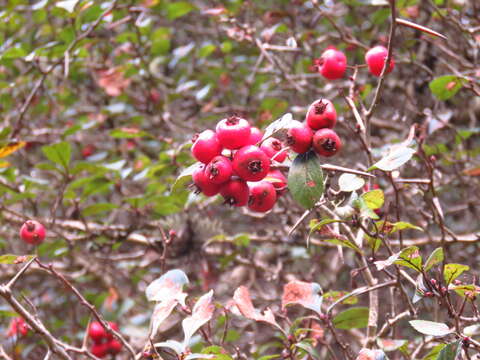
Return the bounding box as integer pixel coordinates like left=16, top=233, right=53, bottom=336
left=182, top=290, right=215, bottom=346
left=96, top=67, right=131, bottom=97
left=151, top=299, right=178, bottom=337
left=145, top=269, right=189, bottom=305
left=233, top=286, right=281, bottom=330
left=355, top=348, right=386, bottom=360
left=281, top=281, right=323, bottom=315
left=202, top=7, right=227, bottom=16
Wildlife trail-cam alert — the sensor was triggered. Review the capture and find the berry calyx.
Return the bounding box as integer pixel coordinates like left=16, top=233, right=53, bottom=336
left=248, top=181, right=277, bottom=213
left=232, top=145, right=270, bottom=181
left=260, top=138, right=288, bottom=163
left=365, top=45, right=395, bottom=77
left=306, top=99, right=337, bottom=130
left=191, top=130, right=223, bottom=164
left=220, top=178, right=249, bottom=207
left=312, top=129, right=342, bottom=157
left=192, top=164, right=221, bottom=196
left=286, top=121, right=313, bottom=154
left=91, top=343, right=108, bottom=358
left=205, top=156, right=233, bottom=184
left=248, top=126, right=263, bottom=145
left=216, top=116, right=252, bottom=149
left=88, top=321, right=107, bottom=343
left=315, top=48, right=347, bottom=80
left=20, top=220, right=46, bottom=245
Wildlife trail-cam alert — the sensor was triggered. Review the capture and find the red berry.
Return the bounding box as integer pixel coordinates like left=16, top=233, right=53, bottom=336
left=88, top=321, right=107, bottom=343
left=306, top=99, right=337, bottom=130
left=220, top=178, right=249, bottom=207
left=248, top=181, right=277, bottom=213
left=19, top=220, right=46, bottom=245
left=191, top=130, right=223, bottom=164
left=312, top=129, right=342, bottom=157
left=7, top=318, right=29, bottom=337
left=365, top=45, right=394, bottom=77
left=316, top=48, right=347, bottom=80
left=265, top=170, right=287, bottom=192
left=286, top=121, right=313, bottom=154
left=91, top=343, right=108, bottom=358
left=260, top=138, right=288, bottom=163
left=192, top=164, right=221, bottom=196
left=205, top=156, right=233, bottom=184
left=105, top=322, right=119, bottom=341
left=216, top=116, right=252, bottom=149
left=107, top=339, right=122, bottom=354
left=232, top=145, right=270, bottom=181
left=82, top=144, right=95, bottom=158
left=248, top=127, right=263, bottom=145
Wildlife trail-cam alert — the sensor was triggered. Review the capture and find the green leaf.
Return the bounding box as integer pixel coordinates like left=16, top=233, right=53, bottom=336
left=166, top=2, right=196, bottom=20
left=429, top=75, right=464, bottom=101
left=361, top=189, right=384, bottom=210
left=288, top=151, right=324, bottom=209
left=0, top=254, right=35, bottom=264
left=436, top=340, right=461, bottom=360
left=333, top=307, right=369, bottom=329
left=423, top=344, right=446, bottom=360
left=449, top=284, right=477, bottom=298
left=369, top=146, right=416, bottom=172
left=82, top=203, right=118, bottom=217
left=42, top=141, right=71, bottom=170
left=171, top=163, right=201, bottom=194
left=409, top=320, right=452, bottom=337
left=1, top=45, right=27, bottom=59
left=443, top=263, right=469, bottom=285
left=110, top=128, right=150, bottom=139
left=424, top=247, right=444, bottom=272
left=395, top=246, right=422, bottom=272
left=338, top=173, right=365, bottom=192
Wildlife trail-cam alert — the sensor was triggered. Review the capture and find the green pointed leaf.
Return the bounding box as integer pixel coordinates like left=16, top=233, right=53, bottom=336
left=42, top=141, right=71, bottom=170
left=82, top=203, right=118, bottom=217
left=424, top=247, right=444, bottom=272
left=333, top=307, right=369, bottom=329
left=361, top=189, right=384, bottom=210
left=444, top=263, right=469, bottom=285
left=423, top=344, right=446, bottom=360
left=409, top=320, right=452, bottom=337
left=288, top=151, right=324, bottom=209
left=0, top=254, right=35, bottom=264
left=429, top=75, right=464, bottom=101
left=166, top=2, right=196, bottom=20
left=436, top=340, right=461, bottom=360
left=369, top=147, right=416, bottom=172
left=395, top=246, right=422, bottom=272
left=171, top=163, right=202, bottom=194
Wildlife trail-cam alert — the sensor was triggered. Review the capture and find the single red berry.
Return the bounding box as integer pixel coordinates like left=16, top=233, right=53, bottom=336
left=248, top=181, right=277, bottom=213
left=260, top=138, right=288, bottom=163
left=220, top=178, right=249, bottom=207
left=232, top=145, right=270, bottom=181
left=19, top=220, right=46, bottom=245
left=306, top=99, right=337, bottom=130
left=265, top=170, right=287, bottom=192
left=7, top=318, right=29, bottom=337
left=192, top=164, right=221, bottom=196
left=316, top=48, right=347, bottom=80
left=91, top=343, right=108, bottom=358
left=205, top=156, right=233, bottom=184
left=247, top=126, right=263, bottom=145
left=191, top=130, right=223, bottom=164
left=88, top=321, right=107, bottom=343
left=365, top=45, right=395, bottom=77
left=286, top=121, right=313, bottom=154
left=105, top=322, right=119, bottom=340
left=81, top=144, right=96, bottom=158
left=216, top=115, right=252, bottom=149
left=312, top=128, right=342, bottom=157
left=107, top=339, right=122, bottom=354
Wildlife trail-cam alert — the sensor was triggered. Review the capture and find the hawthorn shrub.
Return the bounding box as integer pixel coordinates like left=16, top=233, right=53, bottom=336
left=0, top=1, right=479, bottom=360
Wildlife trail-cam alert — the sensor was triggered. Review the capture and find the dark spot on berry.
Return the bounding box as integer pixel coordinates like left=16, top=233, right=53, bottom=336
left=322, top=138, right=337, bottom=152
left=248, top=160, right=263, bottom=174
left=226, top=115, right=240, bottom=126
left=314, top=100, right=327, bottom=115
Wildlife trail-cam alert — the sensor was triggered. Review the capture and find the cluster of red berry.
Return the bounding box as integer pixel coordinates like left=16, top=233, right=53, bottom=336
left=88, top=321, right=122, bottom=358
left=287, top=98, right=342, bottom=157
left=7, top=317, right=29, bottom=338
left=191, top=116, right=287, bottom=212
left=315, top=45, right=395, bottom=80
